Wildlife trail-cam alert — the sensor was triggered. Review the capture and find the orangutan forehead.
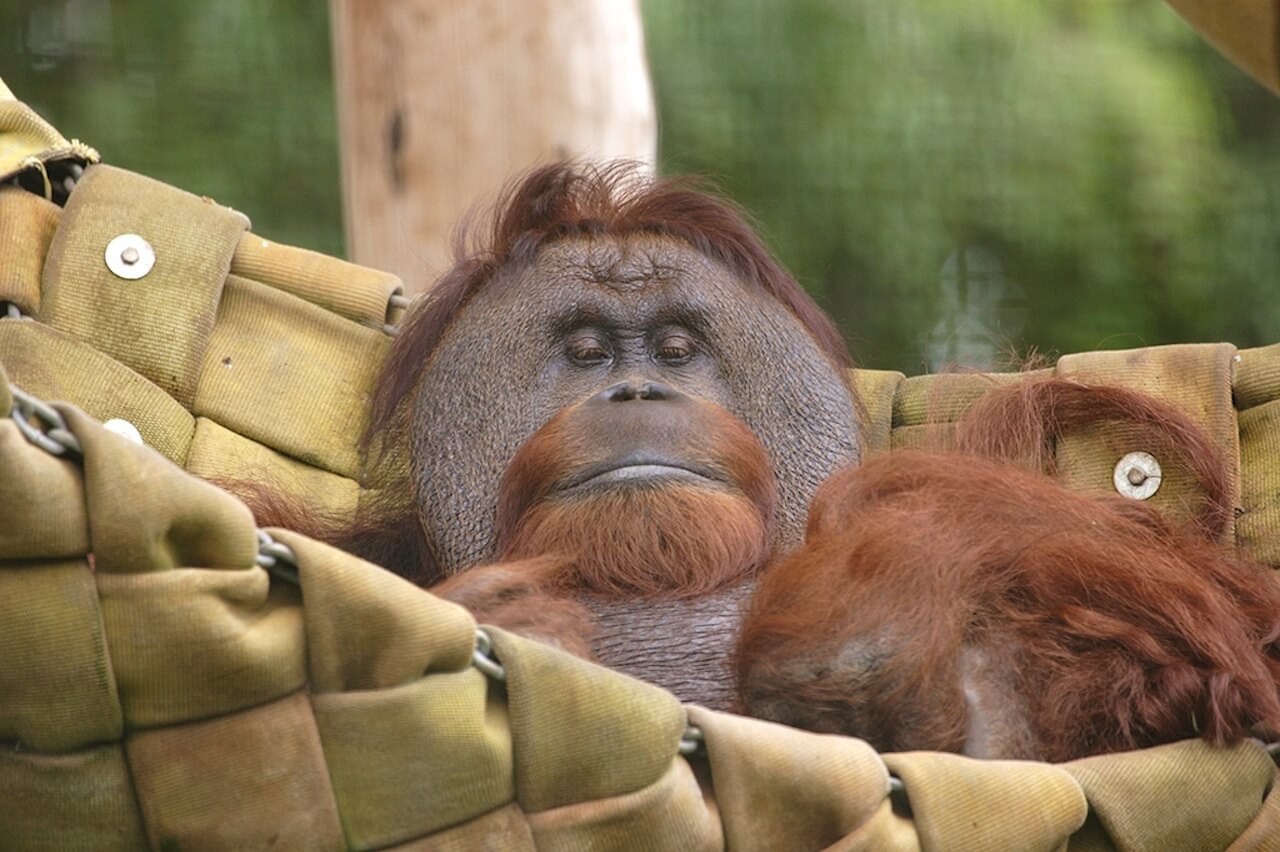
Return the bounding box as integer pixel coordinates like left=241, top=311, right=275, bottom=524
left=528, top=235, right=737, bottom=295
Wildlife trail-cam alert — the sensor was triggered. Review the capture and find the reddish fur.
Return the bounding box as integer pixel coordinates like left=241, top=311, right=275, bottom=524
left=208, top=479, right=429, bottom=589
left=739, top=379, right=1280, bottom=761
left=211, top=478, right=341, bottom=540
left=431, top=557, right=598, bottom=658
left=494, top=396, right=776, bottom=598
left=500, top=487, right=771, bottom=599
left=226, top=479, right=440, bottom=587
left=229, top=478, right=597, bottom=651
left=224, top=158, right=1279, bottom=760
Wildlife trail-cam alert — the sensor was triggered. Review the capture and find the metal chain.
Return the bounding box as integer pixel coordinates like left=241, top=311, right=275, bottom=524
left=2, top=301, right=31, bottom=320
left=254, top=530, right=300, bottom=585
left=383, top=293, right=411, bottom=336
left=10, top=384, right=82, bottom=459
left=678, top=725, right=704, bottom=756
left=472, top=627, right=507, bottom=682
left=4, top=382, right=801, bottom=775
left=473, top=624, right=711, bottom=765
left=251, top=531, right=515, bottom=693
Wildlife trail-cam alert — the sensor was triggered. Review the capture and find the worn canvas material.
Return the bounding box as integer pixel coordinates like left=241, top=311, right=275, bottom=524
left=1, top=93, right=1278, bottom=850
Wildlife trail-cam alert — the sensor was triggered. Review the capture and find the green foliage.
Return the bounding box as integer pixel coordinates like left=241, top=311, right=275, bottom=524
left=4, top=1, right=1278, bottom=373
left=643, top=0, right=1280, bottom=372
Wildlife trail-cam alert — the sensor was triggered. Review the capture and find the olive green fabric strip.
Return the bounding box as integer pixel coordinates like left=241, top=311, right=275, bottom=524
left=527, top=759, right=723, bottom=852
left=272, top=530, right=476, bottom=693
left=0, top=98, right=98, bottom=184
left=890, top=421, right=955, bottom=451
left=0, top=559, right=121, bottom=753
left=126, top=692, right=345, bottom=850
left=0, top=319, right=195, bottom=464
left=97, top=569, right=306, bottom=730
left=893, top=369, right=1050, bottom=428
left=41, top=165, right=248, bottom=408
left=1063, top=739, right=1275, bottom=851
left=850, top=368, right=904, bottom=456
left=1228, top=776, right=1280, bottom=850
left=60, top=404, right=255, bottom=574
left=0, top=359, right=9, bottom=416
left=0, top=744, right=147, bottom=851
left=687, top=705, right=907, bottom=850
left=381, top=803, right=536, bottom=851
left=194, top=275, right=390, bottom=480
left=1237, top=399, right=1280, bottom=565
left=1056, top=345, right=1240, bottom=540
left=231, top=231, right=405, bottom=329
left=841, top=799, right=924, bottom=850
left=313, top=672, right=514, bottom=848
left=0, top=417, right=88, bottom=560
left=0, top=186, right=58, bottom=313
left=488, top=627, right=687, bottom=813
left=1056, top=344, right=1239, bottom=445
left=884, top=750, right=1088, bottom=850
left=186, top=416, right=360, bottom=521
left=1234, top=343, right=1280, bottom=410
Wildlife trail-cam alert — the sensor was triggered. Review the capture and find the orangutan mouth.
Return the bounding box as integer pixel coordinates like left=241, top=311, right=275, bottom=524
left=562, top=456, right=720, bottom=491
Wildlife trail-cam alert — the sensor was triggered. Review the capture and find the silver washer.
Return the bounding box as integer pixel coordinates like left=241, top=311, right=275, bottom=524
left=105, top=234, right=156, bottom=280
left=1113, top=451, right=1162, bottom=500
left=103, top=418, right=145, bottom=446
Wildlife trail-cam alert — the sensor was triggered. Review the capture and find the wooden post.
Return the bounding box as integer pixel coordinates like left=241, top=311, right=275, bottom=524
left=1164, top=0, right=1280, bottom=95
left=329, top=0, right=657, bottom=293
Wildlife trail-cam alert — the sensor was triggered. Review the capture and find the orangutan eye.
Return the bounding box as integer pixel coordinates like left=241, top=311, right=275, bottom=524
left=567, top=335, right=611, bottom=365
left=654, top=333, right=695, bottom=363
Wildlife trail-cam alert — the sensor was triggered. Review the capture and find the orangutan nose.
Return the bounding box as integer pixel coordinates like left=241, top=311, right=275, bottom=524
left=595, top=380, right=682, bottom=403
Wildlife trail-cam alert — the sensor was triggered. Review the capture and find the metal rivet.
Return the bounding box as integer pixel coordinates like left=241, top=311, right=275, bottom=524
left=1114, top=451, right=1161, bottom=500
left=105, top=234, right=155, bottom=280
left=103, top=418, right=144, bottom=446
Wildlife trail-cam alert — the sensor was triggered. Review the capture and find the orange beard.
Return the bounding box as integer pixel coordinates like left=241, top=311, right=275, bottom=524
left=498, top=482, right=772, bottom=598
left=494, top=396, right=777, bottom=599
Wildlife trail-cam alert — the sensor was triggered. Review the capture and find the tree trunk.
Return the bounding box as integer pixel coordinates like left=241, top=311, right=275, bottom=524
left=329, top=0, right=657, bottom=294
left=1165, top=0, right=1280, bottom=95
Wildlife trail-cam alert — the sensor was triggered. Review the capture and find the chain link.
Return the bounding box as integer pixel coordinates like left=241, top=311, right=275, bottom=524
left=2, top=301, right=30, bottom=320
left=254, top=530, right=300, bottom=585
left=678, top=725, right=704, bottom=756
left=10, top=384, right=82, bottom=459
left=472, top=627, right=507, bottom=682
left=383, top=293, right=411, bottom=336
left=250, top=534, right=517, bottom=720
left=472, top=625, right=708, bottom=764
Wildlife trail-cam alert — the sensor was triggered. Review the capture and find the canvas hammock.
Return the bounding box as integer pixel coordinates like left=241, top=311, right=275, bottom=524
left=2, top=79, right=1279, bottom=850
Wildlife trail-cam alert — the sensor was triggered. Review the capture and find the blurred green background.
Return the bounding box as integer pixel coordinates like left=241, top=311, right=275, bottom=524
left=3, top=0, right=1279, bottom=374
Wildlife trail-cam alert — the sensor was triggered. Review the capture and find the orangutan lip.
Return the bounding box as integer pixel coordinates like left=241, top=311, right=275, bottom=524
left=561, top=458, right=719, bottom=491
